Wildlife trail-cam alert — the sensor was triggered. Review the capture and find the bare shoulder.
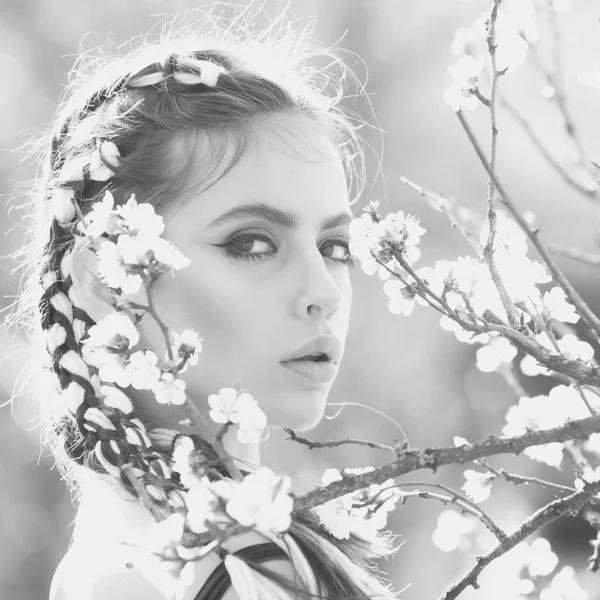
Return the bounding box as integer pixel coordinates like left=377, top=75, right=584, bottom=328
left=49, top=546, right=167, bottom=600
left=49, top=531, right=296, bottom=600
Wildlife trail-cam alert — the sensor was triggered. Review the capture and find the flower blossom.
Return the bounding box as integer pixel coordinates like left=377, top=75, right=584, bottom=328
left=116, top=194, right=165, bottom=237
left=539, top=565, right=588, bottom=600
left=313, top=467, right=400, bottom=541
left=171, top=436, right=197, bottom=489
left=81, top=312, right=139, bottom=385
left=556, top=334, right=594, bottom=363
left=153, top=373, right=187, bottom=405
left=207, top=388, right=267, bottom=444
left=542, top=287, right=579, bottom=324
left=172, top=329, right=203, bottom=372
left=432, top=509, right=476, bottom=552
left=349, top=205, right=426, bottom=280
left=462, top=469, right=494, bottom=503
left=443, top=55, right=485, bottom=111
left=476, top=336, right=518, bottom=373
left=503, top=385, right=600, bottom=466
left=382, top=279, right=418, bottom=316
left=223, top=468, right=294, bottom=534
left=127, top=350, right=161, bottom=390
left=96, top=239, right=144, bottom=294
left=85, top=191, right=125, bottom=238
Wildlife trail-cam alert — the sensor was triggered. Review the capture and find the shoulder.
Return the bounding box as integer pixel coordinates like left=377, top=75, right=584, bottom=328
left=49, top=531, right=296, bottom=600
left=49, top=546, right=167, bottom=600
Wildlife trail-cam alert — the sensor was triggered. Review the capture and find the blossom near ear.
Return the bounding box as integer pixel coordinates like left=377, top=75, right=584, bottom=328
left=68, top=237, right=116, bottom=324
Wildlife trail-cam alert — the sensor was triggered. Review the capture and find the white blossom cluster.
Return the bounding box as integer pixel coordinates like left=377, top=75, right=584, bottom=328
left=313, top=467, right=400, bottom=541
left=443, top=1, right=573, bottom=112
left=503, top=385, right=600, bottom=467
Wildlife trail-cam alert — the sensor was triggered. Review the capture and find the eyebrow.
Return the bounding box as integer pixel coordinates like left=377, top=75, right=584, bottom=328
left=207, top=201, right=355, bottom=231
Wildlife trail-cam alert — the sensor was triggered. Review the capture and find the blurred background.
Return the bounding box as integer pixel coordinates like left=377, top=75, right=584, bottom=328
left=2, top=0, right=600, bottom=598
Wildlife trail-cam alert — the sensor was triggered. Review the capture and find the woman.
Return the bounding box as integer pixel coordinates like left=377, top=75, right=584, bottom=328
left=15, top=6, right=400, bottom=600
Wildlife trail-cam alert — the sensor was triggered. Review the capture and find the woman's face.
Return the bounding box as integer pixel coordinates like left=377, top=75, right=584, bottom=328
left=151, top=120, right=353, bottom=431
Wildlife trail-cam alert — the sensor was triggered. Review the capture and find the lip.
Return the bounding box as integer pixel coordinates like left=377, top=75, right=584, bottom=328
left=280, top=359, right=338, bottom=383
left=280, top=335, right=342, bottom=364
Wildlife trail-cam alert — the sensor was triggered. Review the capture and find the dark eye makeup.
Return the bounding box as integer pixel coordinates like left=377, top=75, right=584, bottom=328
left=214, top=233, right=355, bottom=268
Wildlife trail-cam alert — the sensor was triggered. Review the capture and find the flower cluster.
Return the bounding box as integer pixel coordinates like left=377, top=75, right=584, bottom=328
left=170, top=438, right=294, bottom=535
left=313, top=467, right=400, bottom=541
left=349, top=202, right=426, bottom=281
left=81, top=310, right=195, bottom=406
left=88, top=191, right=191, bottom=294
left=503, top=385, right=600, bottom=467
left=208, top=387, right=267, bottom=444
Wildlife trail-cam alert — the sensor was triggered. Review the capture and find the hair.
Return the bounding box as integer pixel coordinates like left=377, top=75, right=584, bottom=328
left=9, top=3, right=398, bottom=599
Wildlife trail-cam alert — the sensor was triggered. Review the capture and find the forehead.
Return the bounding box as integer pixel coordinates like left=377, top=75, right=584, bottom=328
left=168, top=119, right=352, bottom=231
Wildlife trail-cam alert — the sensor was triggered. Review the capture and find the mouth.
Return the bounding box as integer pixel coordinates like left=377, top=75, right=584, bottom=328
left=280, top=355, right=338, bottom=383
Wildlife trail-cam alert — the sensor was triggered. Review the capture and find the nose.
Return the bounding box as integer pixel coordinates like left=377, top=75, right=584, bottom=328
left=291, top=247, right=345, bottom=321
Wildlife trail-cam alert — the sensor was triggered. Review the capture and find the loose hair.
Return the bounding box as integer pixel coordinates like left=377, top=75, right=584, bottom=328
left=9, top=4, right=399, bottom=599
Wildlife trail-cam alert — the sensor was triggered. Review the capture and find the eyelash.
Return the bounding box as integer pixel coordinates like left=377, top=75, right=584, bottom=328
left=218, top=233, right=356, bottom=268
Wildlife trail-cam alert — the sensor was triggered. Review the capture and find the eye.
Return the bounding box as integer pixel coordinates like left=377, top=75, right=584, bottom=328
left=321, top=239, right=355, bottom=268
left=217, top=233, right=276, bottom=263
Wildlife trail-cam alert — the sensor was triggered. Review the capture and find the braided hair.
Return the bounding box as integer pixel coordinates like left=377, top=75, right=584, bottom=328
left=13, top=9, right=399, bottom=600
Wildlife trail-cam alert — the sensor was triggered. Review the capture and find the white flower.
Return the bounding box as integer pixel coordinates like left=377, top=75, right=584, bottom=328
left=432, top=509, right=476, bottom=552
left=83, top=311, right=140, bottom=351
left=96, top=239, right=144, bottom=293
left=116, top=194, right=165, bottom=237
left=237, top=408, right=267, bottom=444
left=379, top=211, right=426, bottom=265
left=453, top=436, right=470, bottom=447
left=382, top=279, right=416, bottom=316
left=224, top=468, right=294, bottom=534
left=443, top=55, right=485, bottom=111
left=503, top=385, right=598, bottom=438
left=172, top=329, right=203, bottom=371
left=349, top=207, right=424, bottom=280
left=522, top=538, right=559, bottom=578
left=185, top=478, right=221, bottom=534
left=117, top=233, right=191, bottom=271
left=476, top=336, right=518, bottom=373
left=575, top=465, right=600, bottom=490
left=524, top=443, right=564, bottom=467
left=171, top=436, right=197, bottom=488
left=313, top=467, right=398, bottom=541
left=520, top=354, right=552, bottom=377
left=153, top=373, right=187, bottom=405
left=127, top=350, right=161, bottom=390
left=542, top=288, right=579, bottom=324
left=556, top=334, right=594, bottom=362
left=207, top=388, right=267, bottom=444
left=584, top=433, right=600, bottom=455
left=462, top=469, right=494, bottom=503
left=439, top=314, right=490, bottom=345
left=540, top=566, right=588, bottom=600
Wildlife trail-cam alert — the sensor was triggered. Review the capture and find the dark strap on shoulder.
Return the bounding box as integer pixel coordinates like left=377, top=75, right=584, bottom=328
left=194, top=542, right=288, bottom=600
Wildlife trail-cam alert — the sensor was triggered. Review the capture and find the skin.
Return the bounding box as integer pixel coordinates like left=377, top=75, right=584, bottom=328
left=60, top=117, right=355, bottom=599
left=74, top=116, right=354, bottom=469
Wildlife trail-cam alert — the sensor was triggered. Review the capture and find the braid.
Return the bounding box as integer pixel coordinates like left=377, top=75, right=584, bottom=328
left=22, top=26, right=398, bottom=600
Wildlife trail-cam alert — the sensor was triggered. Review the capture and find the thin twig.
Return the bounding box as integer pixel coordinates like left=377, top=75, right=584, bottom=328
left=284, top=428, right=396, bottom=454
left=498, top=94, right=597, bottom=198
left=545, top=240, right=600, bottom=266
left=440, top=479, right=600, bottom=599
left=456, top=109, right=600, bottom=345
left=393, top=481, right=508, bottom=543
left=295, top=413, right=600, bottom=511
left=399, top=176, right=483, bottom=256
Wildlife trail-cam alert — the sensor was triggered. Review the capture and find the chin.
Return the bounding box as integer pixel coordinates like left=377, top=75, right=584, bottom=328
left=270, top=394, right=328, bottom=432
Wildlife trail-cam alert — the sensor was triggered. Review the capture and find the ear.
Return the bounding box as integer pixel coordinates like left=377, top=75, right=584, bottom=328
left=68, top=237, right=115, bottom=324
